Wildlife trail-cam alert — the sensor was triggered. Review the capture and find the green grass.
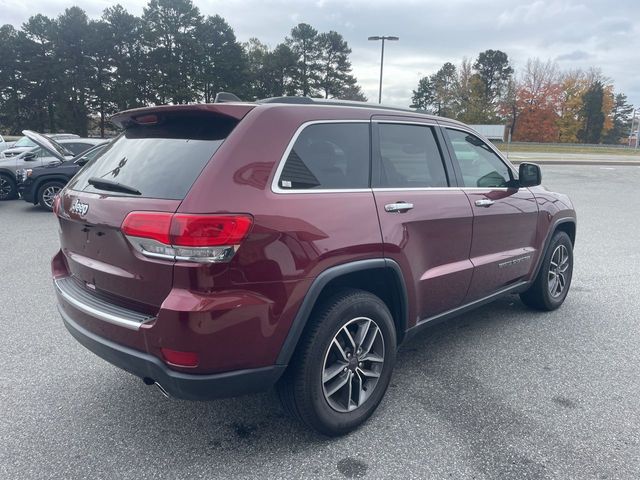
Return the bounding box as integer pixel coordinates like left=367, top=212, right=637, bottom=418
left=496, top=143, right=640, bottom=156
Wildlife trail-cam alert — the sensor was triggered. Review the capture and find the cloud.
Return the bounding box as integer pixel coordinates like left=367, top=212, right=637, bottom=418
left=555, top=50, right=593, bottom=62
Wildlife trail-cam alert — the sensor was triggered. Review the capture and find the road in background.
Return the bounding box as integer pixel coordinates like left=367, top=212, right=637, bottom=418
left=1, top=165, right=639, bottom=479
left=502, top=151, right=640, bottom=165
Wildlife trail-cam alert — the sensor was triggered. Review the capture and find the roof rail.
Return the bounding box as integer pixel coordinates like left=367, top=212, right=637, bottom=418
left=258, top=96, right=314, bottom=105
left=256, top=96, right=417, bottom=113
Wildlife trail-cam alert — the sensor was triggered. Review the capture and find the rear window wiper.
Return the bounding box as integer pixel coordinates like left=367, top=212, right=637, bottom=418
left=88, top=177, right=141, bottom=195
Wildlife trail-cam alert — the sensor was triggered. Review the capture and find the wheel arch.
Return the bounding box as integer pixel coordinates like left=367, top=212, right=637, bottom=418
left=33, top=176, right=69, bottom=202
left=0, top=168, right=16, bottom=181
left=531, top=217, right=576, bottom=282
left=276, top=259, right=409, bottom=366
left=556, top=220, right=576, bottom=246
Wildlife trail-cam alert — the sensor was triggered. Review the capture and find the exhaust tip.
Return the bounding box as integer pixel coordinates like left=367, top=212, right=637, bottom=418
left=154, top=382, right=170, bottom=398
left=143, top=377, right=171, bottom=398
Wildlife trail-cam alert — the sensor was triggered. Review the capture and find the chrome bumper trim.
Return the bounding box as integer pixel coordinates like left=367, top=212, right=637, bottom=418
left=54, top=277, right=155, bottom=331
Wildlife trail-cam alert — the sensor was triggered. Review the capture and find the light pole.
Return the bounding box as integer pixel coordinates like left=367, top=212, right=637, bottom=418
left=368, top=35, right=399, bottom=103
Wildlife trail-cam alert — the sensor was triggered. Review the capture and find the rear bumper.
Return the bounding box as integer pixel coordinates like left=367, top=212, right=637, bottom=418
left=59, top=305, right=286, bottom=400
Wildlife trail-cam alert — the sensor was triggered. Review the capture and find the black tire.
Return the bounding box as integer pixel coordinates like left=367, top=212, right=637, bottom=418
left=37, top=181, right=65, bottom=211
left=520, top=231, right=573, bottom=311
left=277, top=289, right=397, bottom=436
left=0, top=174, right=17, bottom=200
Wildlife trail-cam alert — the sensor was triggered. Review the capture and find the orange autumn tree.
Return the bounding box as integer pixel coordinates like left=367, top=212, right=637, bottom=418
left=556, top=69, right=615, bottom=143
left=512, top=59, right=562, bottom=142
left=556, top=71, right=587, bottom=142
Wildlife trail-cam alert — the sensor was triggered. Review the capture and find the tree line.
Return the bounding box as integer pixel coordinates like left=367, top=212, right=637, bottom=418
left=0, top=0, right=365, bottom=136
left=412, top=51, right=635, bottom=144
left=1, top=1, right=634, bottom=145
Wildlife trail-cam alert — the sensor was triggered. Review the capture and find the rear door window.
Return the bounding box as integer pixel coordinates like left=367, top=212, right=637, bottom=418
left=76, top=145, right=106, bottom=165
left=277, top=122, right=370, bottom=190
left=375, top=123, right=449, bottom=188
left=68, top=114, right=237, bottom=199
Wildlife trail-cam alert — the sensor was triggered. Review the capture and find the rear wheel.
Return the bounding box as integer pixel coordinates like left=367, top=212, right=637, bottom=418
left=38, top=181, right=65, bottom=211
left=520, top=231, right=573, bottom=311
left=0, top=174, right=17, bottom=200
left=277, top=289, right=396, bottom=436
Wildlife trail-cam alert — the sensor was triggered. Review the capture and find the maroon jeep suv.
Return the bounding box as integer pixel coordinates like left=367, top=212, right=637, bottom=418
left=52, top=97, right=576, bottom=436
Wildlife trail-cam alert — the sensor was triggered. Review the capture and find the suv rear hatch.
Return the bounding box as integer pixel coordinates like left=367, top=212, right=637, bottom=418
left=56, top=105, right=252, bottom=311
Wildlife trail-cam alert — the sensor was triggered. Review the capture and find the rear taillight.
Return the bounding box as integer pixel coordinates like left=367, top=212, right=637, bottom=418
left=120, top=212, right=172, bottom=244
left=52, top=195, right=61, bottom=216
left=170, top=214, right=253, bottom=247
left=121, top=212, right=253, bottom=263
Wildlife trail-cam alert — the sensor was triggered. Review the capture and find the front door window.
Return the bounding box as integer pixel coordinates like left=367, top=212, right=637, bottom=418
left=446, top=129, right=511, bottom=188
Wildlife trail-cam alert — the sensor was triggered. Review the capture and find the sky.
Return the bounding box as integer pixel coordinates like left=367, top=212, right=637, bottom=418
left=1, top=0, right=639, bottom=109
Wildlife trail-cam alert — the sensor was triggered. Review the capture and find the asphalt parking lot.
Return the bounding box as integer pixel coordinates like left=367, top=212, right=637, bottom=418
left=1, top=165, right=639, bottom=479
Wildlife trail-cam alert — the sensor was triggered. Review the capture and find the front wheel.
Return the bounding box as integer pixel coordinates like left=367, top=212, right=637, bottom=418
left=520, top=231, right=573, bottom=311
left=38, top=181, right=65, bottom=211
left=277, top=289, right=396, bottom=436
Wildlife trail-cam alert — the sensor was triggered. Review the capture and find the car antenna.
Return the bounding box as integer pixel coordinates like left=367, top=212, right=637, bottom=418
left=214, top=92, right=242, bottom=103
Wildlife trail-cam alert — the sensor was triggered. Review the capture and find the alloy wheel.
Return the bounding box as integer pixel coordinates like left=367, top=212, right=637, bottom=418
left=548, top=244, right=570, bottom=298
left=0, top=177, right=12, bottom=199
left=42, top=185, right=62, bottom=209
left=322, top=317, right=385, bottom=413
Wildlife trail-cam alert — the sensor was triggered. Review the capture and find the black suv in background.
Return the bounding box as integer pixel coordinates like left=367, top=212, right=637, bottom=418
left=19, top=142, right=108, bottom=210
left=0, top=131, right=105, bottom=201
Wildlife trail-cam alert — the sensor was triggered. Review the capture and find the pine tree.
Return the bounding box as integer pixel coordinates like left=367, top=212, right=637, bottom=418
left=196, top=15, right=247, bottom=102
left=142, top=0, right=203, bottom=104
left=55, top=7, right=93, bottom=136
left=603, top=93, right=634, bottom=144
left=102, top=5, right=147, bottom=110
left=411, top=77, right=435, bottom=112
left=578, top=81, right=605, bottom=144
left=317, top=31, right=359, bottom=99
left=286, top=23, right=321, bottom=96
left=0, top=25, right=22, bottom=133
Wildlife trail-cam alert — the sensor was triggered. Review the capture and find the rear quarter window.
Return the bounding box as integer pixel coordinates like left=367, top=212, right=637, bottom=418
left=277, top=122, right=370, bottom=190
left=68, top=114, right=237, bottom=199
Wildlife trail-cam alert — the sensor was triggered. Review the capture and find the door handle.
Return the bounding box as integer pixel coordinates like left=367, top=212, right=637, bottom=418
left=385, top=202, right=414, bottom=213
left=475, top=199, right=494, bottom=207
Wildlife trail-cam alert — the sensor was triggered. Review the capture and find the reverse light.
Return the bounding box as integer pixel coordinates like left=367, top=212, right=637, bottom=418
left=160, top=348, right=199, bottom=368
left=121, top=212, right=253, bottom=263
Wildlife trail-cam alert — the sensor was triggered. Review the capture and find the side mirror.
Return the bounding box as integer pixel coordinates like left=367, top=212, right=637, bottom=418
left=519, top=162, right=541, bottom=187
left=23, top=152, right=37, bottom=161
left=74, top=158, right=87, bottom=166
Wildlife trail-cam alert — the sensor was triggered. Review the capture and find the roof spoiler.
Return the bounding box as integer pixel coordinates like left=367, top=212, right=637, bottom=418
left=110, top=103, right=254, bottom=128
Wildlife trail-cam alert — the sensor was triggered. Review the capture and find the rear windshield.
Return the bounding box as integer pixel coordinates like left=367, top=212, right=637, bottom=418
left=68, top=114, right=236, bottom=199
